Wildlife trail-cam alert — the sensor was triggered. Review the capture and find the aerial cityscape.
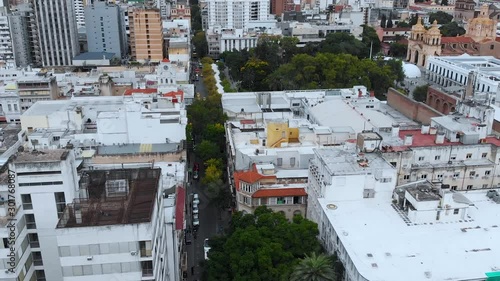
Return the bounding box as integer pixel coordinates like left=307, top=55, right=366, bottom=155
left=0, top=0, right=499, bottom=280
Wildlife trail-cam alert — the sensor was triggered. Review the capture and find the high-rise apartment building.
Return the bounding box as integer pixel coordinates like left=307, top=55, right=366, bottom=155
left=73, top=0, right=87, bottom=29
left=128, top=7, right=163, bottom=63
left=85, top=1, right=124, bottom=58
left=206, top=0, right=270, bottom=30
left=0, top=7, right=14, bottom=64
left=33, top=0, right=80, bottom=66
left=8, top=3, right=41, bottom=67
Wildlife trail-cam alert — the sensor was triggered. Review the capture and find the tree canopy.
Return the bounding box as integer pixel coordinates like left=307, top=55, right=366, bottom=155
left=290, top=253, right=337, bottom=281
left=412, top=84, right=429, bottom=102
left=439, top=22, right=466, bottom=37
left=205, top=207, right=321, bottom=281
left=429, top=11, right=453, bottom=24
left=265, top=53, right=401, bottom=99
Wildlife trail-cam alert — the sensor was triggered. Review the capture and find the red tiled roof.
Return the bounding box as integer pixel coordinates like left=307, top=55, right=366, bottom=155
left=233, top=164, right=276, bottom=191
left=252, top=188, right=307, bottom=198
left=383, top=27, right=411, bottom=32
left=441, top=36, right=475, bottom=44
left=175, top=186, right=185, bottom=230
left=393, top=129, right=500, bottom=149
left=124, top=88, right=157, bottom=96
left=164, top=90, right=184, bottom=102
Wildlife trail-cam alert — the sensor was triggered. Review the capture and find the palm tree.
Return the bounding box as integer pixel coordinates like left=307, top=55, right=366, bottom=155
left=290, top=252, right=337, bottom=281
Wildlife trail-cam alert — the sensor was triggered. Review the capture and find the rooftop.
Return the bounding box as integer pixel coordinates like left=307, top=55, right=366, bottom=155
left=14, top=149, right=70, bottom=163
left=175, top=186, right=185, bottom=230
left=97, top=143, right=182, bottom=155
left=0, top=124, right=21, bottom=153
left=73, top=52, right=116, bottom=61
left=57, top=167, right=161, bottom=228
left=252, top=187, right=307, bottom=198
left=319, top=189, right=500, bottom=281
left=313, top=148, right=393, bottom=176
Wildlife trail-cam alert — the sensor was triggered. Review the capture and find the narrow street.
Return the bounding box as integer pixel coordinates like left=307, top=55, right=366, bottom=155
left=185, top=67, right=230, bottom=281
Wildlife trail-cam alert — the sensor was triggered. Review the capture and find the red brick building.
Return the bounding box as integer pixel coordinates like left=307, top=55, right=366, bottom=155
left=426, top=86, right=459, bottom=115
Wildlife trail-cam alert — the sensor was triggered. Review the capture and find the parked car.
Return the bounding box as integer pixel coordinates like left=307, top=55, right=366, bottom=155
left=193, top=170, right=199, bottom=180
left=193, top=218, right=200, bottom=227
left=204, top=239, right=211, bottom=260
left=193, top=163, right=200, bottom=171
left=193, top=193, right=200, bottom=205
left=193, top=204, right=199, bottom=214
left=184, top=230, right=192, bottom=245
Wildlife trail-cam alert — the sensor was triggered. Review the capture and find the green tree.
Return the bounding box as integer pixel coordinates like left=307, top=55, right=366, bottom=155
left=206, top=179, right=232, bottom=209
left=202, top=164, right=223, bottom=184
left=205, top=158, right=224, bottom=171
left=389, top=42, right=408, bottom=58
left=361, top=25, right=381, bottom=57
left=290, top=253, right=336, bottom=281
left=193, top=32, right=208, bottom=58
left=380, top=14, right=387, bottom=28
left=220, top=49, right=250, bottom=81
left=386, top=14, right=394, bottom=28
left=318, top=33, right=368, bottom=58
left=429, top=11, right=453, bottom=24
left=190, top=4, right=202, bottom=32
left=397, top=21, right=411, bottom=28
left=412, top=84, right=429, bottom=102
left=439, top=22, right=466, bottom=37
left=195, top=140, right=221, bottom=162
left=441, top=0, right=448, bottom=5
left=240, top=58, right=271, bottom=91
left=206, top=207, right=321, bottom=281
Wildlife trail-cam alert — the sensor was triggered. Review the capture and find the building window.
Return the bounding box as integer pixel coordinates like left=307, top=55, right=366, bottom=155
left=434, top=155, right=440, bottom=160
left=437, top=174, right=443, bottom=179
left=467, top=185, right=473, bottom=190
left=450, top=154, right=457, bottom=160
left=277, top=158, right=282, bottom=166
left=290, top=157, right=296, bottom=167
left=485, top=170, right=491, bottom=176
left=453, top=172, right=460, bottom=178
left=54, top=192, right=66, bottom=218
left=469, top=171, right=476, bottom=177
left=363, top=189, right=375, bottom=198
left=482, top=153, right=487, bottom=158
left=482, top=184, right=488, bottom=189
left=139, top=241, right=152, bottom=257
left=491, top=45, right=494, bottom=50
left=451, top=186, right=457, bottom=190
left=466, top=153, right=472, bottom=159
left=276, top=197, right=285, bottom=204
left=403, top=175, right=410, bottom=180
left=418, top=156, right=425, bottom=161
left=25, top=214, right=36, bottom=229
left=21, top=194, right=33, bottom=210
left=33, top=251, right=43, bottom=266
left=420, top=174, right=427, bottom=179
left=28, top=233, right=40, bottom=248
left=453, top=209, right=459, bottom=215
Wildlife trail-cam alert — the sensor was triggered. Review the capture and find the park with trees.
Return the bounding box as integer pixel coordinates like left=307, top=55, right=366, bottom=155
left=203, top=207, right=343, bottom=281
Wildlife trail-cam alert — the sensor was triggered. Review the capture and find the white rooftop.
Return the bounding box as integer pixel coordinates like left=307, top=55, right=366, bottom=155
left=319, top=189, right=500, bottom=281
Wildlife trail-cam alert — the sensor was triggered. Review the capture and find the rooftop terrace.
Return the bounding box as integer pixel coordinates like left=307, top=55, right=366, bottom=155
left=13, top=149, right=70, bottom=163
left=319, top=189, right=500, bottom=281
left=57, top=167, right=161, bottom=228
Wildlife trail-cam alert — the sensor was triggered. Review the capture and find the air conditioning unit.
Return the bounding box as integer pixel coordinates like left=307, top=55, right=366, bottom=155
left=87, top=256, right=93, bottom=261
left=130, top=251, right=137, bottom=256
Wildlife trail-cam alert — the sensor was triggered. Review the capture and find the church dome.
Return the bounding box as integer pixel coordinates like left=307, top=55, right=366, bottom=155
left=403, top=63, right=422, bottom=78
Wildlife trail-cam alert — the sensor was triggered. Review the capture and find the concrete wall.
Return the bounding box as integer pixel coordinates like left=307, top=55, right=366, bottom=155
left=387, top=88, right=443, bottom=124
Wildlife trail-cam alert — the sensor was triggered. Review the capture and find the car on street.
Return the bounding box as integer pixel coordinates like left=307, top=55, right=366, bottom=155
left=184, top=230, right=192, bottom=245
left=193, top=170, right=199, bottom=180
left=204, top=239, right=211, bottom=260
left=193, top=217, right=200, bottom=227
left=193, top=193, right=200, bottom=205
left=193, top=163, right=200, bottom=171
left=192, top=204, right=199, bottom=214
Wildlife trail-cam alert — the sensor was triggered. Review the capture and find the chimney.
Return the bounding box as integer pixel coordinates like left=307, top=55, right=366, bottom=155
left=392, top=124, right=400, bottom=137
left=421, top=125, right=430, bottom=134
left=429, top=127, right=437, bottom=135
left=404, top=134, right=413, bottom=145
left=358, top=89, right=363, bottom=98
left=435, top=132, right=445, bottom=144
left=75, top=205, right=82, bottom=224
